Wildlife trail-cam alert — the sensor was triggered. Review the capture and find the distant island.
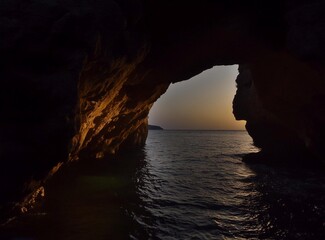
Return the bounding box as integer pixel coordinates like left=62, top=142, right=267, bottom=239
left=148, top=125, right=164, bottom=130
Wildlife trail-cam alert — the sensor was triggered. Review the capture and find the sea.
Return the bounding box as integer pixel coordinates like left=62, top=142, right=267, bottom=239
left=1, top=130, right=325, bottom=239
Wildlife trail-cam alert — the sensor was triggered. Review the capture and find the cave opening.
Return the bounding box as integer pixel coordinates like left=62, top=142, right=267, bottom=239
left=148, top=65, right=245, bottom=131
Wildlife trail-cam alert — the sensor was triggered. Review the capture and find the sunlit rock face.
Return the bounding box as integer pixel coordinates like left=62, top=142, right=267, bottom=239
left=0, top=0, right=162, bottom=212
left=72, top=49, right=169, bottom=160
left=0, top=0, right=325, bottom=214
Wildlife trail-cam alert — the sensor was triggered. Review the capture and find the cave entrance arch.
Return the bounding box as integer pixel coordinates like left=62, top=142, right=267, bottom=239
left=148, top=65, right=245, bottom=131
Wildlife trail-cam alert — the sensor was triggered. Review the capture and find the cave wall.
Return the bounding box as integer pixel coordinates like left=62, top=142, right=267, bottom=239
left=0, top=0, right=152, bottom=209
left=233, top=0, right=325, bottom=163
left=1, top=0, right=325, bottom=214
left=233, top=65, right=314, bottom=163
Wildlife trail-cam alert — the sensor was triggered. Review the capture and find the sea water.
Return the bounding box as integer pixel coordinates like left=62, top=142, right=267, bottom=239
left=1, top=131, right=325, bottom=239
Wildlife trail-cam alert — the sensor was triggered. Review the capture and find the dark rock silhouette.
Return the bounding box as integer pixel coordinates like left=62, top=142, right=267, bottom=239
left=0, top=0, right=325, bottom=215
left=148, top=125, right=163, bottom=130
left=233, top=65, right=315, bottom=165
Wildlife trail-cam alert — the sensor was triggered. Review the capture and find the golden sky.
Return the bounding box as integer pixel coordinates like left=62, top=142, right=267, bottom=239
left=148, top=65, right=246, bottom=130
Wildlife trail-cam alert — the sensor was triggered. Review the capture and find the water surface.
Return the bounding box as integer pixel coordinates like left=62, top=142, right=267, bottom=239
left=1, top=131, right=325, bottom=239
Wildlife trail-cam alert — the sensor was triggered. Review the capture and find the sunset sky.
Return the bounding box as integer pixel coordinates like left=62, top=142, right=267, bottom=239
left=148, top=65, right=246, bottom=130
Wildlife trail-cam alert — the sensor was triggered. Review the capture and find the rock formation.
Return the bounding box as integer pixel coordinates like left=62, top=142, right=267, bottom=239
left=0, top=0, right=325, bottom=215
left=148, top=125, right=163, bottom=130
left=233, top=65, right=315, bottom=164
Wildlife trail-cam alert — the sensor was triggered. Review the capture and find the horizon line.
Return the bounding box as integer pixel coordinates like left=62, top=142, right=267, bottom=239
left=150, top=129, right=246, bottom=131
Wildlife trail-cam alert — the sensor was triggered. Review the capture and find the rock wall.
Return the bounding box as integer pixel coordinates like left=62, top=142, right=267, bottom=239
left=233, top=0, right=325, bottom=163
left=0, top=0, right=154, bottom=211
left=233, top=65, right=315, bottom=164
left=0, top=0, right=325, bottom=215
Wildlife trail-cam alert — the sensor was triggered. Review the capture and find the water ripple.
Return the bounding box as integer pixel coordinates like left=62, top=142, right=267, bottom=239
left=1, top=131, right=324, bottom=239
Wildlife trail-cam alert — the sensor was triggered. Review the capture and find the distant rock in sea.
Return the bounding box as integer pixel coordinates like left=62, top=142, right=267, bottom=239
left=148, top=125, right=164, bottom=130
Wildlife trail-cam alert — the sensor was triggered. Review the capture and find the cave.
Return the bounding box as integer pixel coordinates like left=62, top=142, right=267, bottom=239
left=1, top=0, right=325, bottom=223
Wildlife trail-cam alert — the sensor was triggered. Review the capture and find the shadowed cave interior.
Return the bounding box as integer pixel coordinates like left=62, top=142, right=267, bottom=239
left=0, top=0, right=325, bottom=220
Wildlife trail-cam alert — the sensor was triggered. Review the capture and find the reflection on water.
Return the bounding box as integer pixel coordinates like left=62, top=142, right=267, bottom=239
left=1, top=131, right=324, bottom=239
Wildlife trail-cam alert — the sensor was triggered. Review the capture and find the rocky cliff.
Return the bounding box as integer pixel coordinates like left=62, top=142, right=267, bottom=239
left=233, top=65, right=315, bottom=164
left=0, top=0, right=325, bottom=215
